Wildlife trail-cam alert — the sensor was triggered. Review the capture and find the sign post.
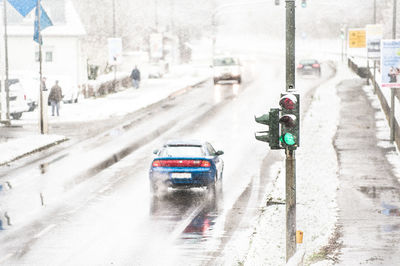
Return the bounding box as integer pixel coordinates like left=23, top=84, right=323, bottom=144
left=366, top=25, right=383, bottom=86
left=107, top=37, right=122, bottom=92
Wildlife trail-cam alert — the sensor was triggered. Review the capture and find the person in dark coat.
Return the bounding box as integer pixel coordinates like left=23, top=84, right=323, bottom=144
left=130, top=65, right=141, bottom=89
left=48, top=80, right=63, bottom=116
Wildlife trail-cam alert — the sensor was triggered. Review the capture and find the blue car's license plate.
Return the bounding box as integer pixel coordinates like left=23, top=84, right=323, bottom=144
left=171, top=173, right=191, bottom=179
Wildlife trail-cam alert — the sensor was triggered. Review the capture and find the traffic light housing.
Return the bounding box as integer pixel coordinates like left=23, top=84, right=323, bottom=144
left=275, top=0, right=280, bottom=5
left=340, top=27, right=345, bottom=40
left=255, top=108, right=280, bottom=149
left=301, top=0, right=307, bottom=8
left=279, top=93, right=300, bottom=150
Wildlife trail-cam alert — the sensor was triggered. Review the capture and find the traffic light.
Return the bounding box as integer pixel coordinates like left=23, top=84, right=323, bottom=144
left=340, top=28, right=345, bottom=40
left=275, top=0, right=280, bottom=5
left=279, top=93, right=300, bottom=149
left=255, top=108, right=280, bottom=149
left=301, top=0, right=307, bottom=8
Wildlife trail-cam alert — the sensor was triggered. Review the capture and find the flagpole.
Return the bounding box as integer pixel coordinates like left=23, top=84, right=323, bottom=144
left=37, top=0, right=46, bottom=134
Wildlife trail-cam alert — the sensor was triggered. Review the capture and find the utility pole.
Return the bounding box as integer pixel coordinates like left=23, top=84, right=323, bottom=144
left=37, top=0, right=47, bottom=134
left=112, top=0, right=117, bottom=92
left=3, top=0, right=9, bottom=122
left=285, top=0, right=296, bottom=262
left=154, top=0, right=158, bottom=31
left=393, top=0, right=397, bottom=39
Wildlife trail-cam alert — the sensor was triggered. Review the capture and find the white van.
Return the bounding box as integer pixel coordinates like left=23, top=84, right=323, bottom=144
left=212, top=56, right=242, bottom=84
left=2, top=79, right=30, bottom=120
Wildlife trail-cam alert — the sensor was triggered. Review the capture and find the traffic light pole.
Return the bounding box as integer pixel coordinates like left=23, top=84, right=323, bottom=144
left=285, top=0, right=296, bottom=261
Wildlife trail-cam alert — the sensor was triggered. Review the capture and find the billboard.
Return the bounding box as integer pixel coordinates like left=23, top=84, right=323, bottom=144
left=366, top=24, right=382, bottom=59
left=381, top=40, right=400, bottom=88
left=108, top=38, right=122, bottom=65
left=149, top=33, right=163, bottom=59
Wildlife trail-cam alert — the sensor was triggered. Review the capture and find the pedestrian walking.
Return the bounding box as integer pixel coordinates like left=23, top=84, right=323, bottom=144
left=48, top=80, right=63, bottom=116
left=130, top=65, right=141, bottom=89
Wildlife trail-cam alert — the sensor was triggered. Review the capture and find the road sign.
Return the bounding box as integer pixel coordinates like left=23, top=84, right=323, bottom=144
left=348, top=29, right=366, bottom=48
left=366, top=24, right=383, bottom=59
left=150, top=33, right=163, bottom=59
left=107, top=38, right=122, bottom=65
left=381, top=40, right=400, bottom=88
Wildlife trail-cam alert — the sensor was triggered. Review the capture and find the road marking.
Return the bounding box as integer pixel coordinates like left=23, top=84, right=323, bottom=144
left=34, top=224, right=56, bottom=239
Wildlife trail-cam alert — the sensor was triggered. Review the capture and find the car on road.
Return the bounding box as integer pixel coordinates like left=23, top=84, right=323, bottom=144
left=297, top=59, right=321, bottom=77
left=212, top=56, right=242, bottom=84
left=149, top=140, right=224, bottom=195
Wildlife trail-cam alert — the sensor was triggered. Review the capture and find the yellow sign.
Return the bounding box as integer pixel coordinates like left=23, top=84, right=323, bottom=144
left=349, top=29, right=366, bottom=48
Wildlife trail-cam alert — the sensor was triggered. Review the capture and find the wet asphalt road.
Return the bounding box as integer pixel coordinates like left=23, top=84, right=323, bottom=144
left=335, top=78, right=400, bottom=265
left=0, top=59, right=333, bottom=264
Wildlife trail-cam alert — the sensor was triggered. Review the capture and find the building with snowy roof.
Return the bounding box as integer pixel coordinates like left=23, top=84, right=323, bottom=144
left=5, top=0, right=87, bottom=103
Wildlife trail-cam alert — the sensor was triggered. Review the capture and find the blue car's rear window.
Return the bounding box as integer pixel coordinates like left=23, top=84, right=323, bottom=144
left=160, top=145, right=205, bottom=157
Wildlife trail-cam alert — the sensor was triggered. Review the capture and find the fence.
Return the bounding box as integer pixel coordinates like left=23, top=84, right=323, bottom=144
left=83, top=74, right=131, bottom=98
left=348, top=57, right=400, bottom=150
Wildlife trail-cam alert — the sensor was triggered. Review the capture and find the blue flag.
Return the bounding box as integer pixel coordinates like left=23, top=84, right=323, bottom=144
left=33, top=5, right=53, bottom=44
left=7, top=0, right=37, bottom=17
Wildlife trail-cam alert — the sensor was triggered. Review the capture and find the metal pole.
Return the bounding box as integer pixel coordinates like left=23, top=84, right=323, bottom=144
left=373, top=60, right=377, bottom=94
left=286, top=149, right=296, bottom=261
left=394, top=0, right=397, bottom=39
left=285, top=0, right=296, bottom=262
left=3, top=0, right=9, bottom=122
left=154, top=0, right=158, bottom=31
left=366, top=60, right=370, bottom=85
left=112, top=0, right=116, bottom=37
left=38, top=0, right=45, bottom=134
left=286, top=0, right=295, bottom=91
left=390, top=87, right=395, bottom=143
left=112, top=0, right=117, bottom=92
left=374, top=0, right=376, bottom=24
left=341, top=35, right=344, bottom=62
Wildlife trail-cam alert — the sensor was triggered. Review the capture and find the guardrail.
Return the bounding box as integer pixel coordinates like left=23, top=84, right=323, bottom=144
left=348, top=57, right=400, bottom=150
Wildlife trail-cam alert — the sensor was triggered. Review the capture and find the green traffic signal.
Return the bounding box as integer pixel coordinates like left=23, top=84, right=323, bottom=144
left=280, top=133, right=296, bottom=146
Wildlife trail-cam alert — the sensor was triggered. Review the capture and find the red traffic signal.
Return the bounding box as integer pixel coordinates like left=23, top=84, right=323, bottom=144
left=279, top=94, right=297, bottom=110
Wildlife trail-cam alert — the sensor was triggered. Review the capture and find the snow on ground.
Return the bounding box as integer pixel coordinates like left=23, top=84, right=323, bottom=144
left=0, top=134, right=67, bottom=167
left=0, top=65, right=210, bottom=166
left=242, top=63, right=357, bottom=265
left=363, top=84, right=400, bottom=184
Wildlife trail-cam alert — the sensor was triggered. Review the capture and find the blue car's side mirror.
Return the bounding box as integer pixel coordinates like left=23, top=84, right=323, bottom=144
left=215, top=150, right=224, bottom=156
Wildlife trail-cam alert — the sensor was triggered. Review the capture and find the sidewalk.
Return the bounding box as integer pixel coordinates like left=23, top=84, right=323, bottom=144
left=0, top=64, right=210, bottom=166
left=335, top=71, right=400, bottom=264
left=241, top=61, right=400, bottom=265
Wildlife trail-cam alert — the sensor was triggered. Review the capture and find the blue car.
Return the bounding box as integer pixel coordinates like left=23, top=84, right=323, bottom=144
left=149, top=140, right=224, bottom=195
